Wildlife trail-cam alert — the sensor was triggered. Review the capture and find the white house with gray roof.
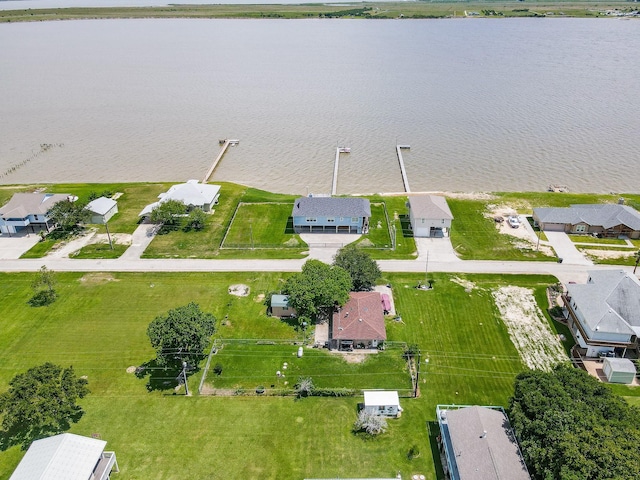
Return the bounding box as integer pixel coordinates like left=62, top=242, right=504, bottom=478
left=408, top=195, right=454, bottom=238
left=533, top=204, right=640, bottom=239
left=436, top=405, right=530, bottom=480
left=10, top=433, right=118, bottom=480
left=292, top=197, right=370, bottom=234
left=562, top=270, right=640, bottom=357
left=0, top=192, right=71, bottom=234
left=139, top=180, right=220, bottom=217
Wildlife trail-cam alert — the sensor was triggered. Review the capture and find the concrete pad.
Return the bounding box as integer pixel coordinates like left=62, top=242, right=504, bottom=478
left=0, top=233, right=40, bottom=259
left=544, top=231, right=593, bottom=266
left=120, top=221, right=158, bottom=260
left=414, top=236, right=461, bottom=263
left=299, top=233, right=360, bottom=263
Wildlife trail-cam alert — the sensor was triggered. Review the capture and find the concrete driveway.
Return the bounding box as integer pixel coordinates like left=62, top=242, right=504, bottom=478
left=299, top=233, right=360, bottom=263
left=544, top=231, right=593, bottom=266
left=120, top=221, right=158, bottom=260
left=414, top=236, right=461, bottom=263
left=0, top=233, right=40, bottom=259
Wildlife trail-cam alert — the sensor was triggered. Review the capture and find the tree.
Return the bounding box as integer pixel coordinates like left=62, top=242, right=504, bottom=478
left=283, top=259, right=352, bottom=323
left=29, top=265, right=57, bottom=306
left=147, top=302, right=216, bottom=365
left=185, top=208, right=207, bottom=231
left=333, top=245, right=381, bottom=291
left=353, top=409, right=388, bottom=436
left=508, top=364, right=640, bottom=480
left=48, top=199, right=90, bottom=232
left=0, top=362, right=88, bottom=448
left=150, top=199, right=185, bottom=227
left=295, top=377, right=315, bottom=397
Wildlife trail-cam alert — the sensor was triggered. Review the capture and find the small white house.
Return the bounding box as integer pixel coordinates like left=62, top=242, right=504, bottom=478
left=408, top=195, right=454, bottom=238
left=603, top=357, right=637, bottom=384
left=86, top=197, right=118, bottom=224
left=363, top=390, right=401, bottom=417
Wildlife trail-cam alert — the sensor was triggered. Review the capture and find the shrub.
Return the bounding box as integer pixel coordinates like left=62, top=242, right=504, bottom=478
left=353, top=410, right=387, bottom=436
left=213, top=363, right=223, bottom=376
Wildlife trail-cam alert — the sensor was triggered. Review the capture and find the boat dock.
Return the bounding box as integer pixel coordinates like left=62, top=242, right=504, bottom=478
left=396, top=144, right=411, bottom=193
left=331, top=146, right=350, bottom=195
left=202, top=139, right=239, bottom=183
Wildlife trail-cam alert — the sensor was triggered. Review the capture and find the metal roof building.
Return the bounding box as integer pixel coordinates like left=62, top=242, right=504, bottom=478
left=10, top=433, right=119, bottom=480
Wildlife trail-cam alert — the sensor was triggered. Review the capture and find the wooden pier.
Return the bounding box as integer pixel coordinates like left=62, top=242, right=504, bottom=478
left=202, top=139, right=239, bottom=183
left=396, top=144, right=411, bottom=193
left=331, top=146, right=350, bottom=196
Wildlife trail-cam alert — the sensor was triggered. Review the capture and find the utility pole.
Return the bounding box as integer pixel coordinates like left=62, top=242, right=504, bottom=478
left=392, top=224, right=397, bottom=251
left=105, top=220, right=113, bottom=250
left=425, top=250, right=429, bottom=284
left=414, top=350, right=422, bottom=398
left=536, top=228, right=541, bottom=251
left=182, top=361, right=190, bottom=396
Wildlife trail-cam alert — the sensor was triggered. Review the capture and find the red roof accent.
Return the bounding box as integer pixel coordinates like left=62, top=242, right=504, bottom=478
left=381, top=294, right=391, bottom=311
left=332, top=292, right=386, bottom=341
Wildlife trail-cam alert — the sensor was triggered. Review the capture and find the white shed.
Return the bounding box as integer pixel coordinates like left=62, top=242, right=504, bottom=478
left=363, top=390, right=401, bottom=417
left=86, top=197, right=118, bottom=224
left=603, top=357, right=637, bottom=384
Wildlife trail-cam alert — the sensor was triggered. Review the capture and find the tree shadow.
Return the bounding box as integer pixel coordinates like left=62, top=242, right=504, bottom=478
left=135, top=357, right=202, bottom=393
left=284, top=216, right=295, bottom=234
left=0, top=408, right=84, bottom=451
left=27, top=290, right=57, bottom=307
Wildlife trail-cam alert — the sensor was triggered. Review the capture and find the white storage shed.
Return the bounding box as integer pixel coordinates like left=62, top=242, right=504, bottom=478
left=603, top=357, right=637, bottom=384
left=363, top=390, right=402, bottom=417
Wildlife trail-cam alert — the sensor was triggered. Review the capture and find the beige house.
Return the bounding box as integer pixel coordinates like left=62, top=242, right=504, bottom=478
left=533, top=204, right=640, bottom=239
left=408, top=195, right=453, bottom=238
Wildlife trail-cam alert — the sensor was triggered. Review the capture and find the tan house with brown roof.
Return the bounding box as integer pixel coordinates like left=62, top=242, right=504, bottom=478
left=0, top=192, right=71, bottom=234
left=330, top=291, right=386, bottom=351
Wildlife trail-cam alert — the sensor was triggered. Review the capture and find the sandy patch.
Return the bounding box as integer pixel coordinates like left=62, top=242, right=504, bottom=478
left=485, top=205, right=555, bottom=256
left=582, top=249, right=635, bottom=260
left=340, top=353, right=368, bottom=364
left=492, top=286, right=567, bottom=371
left=79, top=273, right=118, bottom=284
left=284, top=237, right=299, bottom=247
left=228, top=284, right=250, bottom=296
left=255, top=293, right=265, bottom=303
left=111, top=192, right=123, bottom=200
left=126, top=366, right=136, bottom=374
left=89, top=233, right=132, bottom=246
left=450, top=276, right=477, bottom=292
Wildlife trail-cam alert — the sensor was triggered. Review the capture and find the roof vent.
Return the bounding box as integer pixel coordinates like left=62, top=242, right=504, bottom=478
left=480, top=430, right=487, bottom=438
left=359, top=318, right=363, bottom=322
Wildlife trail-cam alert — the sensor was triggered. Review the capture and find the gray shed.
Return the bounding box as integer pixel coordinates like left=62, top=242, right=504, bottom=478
left=603, top=357, right=637, bottom=384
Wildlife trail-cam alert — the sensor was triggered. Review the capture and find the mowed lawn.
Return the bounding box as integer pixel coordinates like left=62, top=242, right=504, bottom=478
left=0, top=271, right=562, bottom=479
left=222, top=202, right=304, bottom=248
left=205, top=344, right=411, bottom=392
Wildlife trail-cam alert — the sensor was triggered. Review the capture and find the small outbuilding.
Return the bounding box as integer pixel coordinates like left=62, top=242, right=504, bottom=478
left=86, top=197, right=118, bottom=224
left=270, top=294, right=296, bottom=318
left=363, top=390, right=401, bottom=417
left=603, top=357, right=637, bottom=384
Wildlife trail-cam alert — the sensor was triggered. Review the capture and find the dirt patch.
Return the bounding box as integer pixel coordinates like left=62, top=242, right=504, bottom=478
left=284, top=237, right=299, bottom=247
left=582, top=249, right=635, bottom=260
left=358, top=238, right=374, bottom=247
left=492, top=286, right=567, bottom=371
left=79, top=273, right=118, bottom=284
left=126, top=366, right=136, bottom=374
left=255, top=293, right=265, bottom=303
left=228, top=284, right=250, bottom=296
left=450, top=276, right=477, bottom=292
left=341, top=353, right=368, bottom=363
left=89, top=233, right=132, bottom=246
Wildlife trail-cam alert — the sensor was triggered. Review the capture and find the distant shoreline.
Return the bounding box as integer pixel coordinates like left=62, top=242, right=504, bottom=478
left=1, top=2, right=638, bottom=23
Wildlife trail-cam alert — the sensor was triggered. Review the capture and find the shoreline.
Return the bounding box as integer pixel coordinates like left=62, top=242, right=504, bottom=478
left=1, top=2, right=639, bottom=22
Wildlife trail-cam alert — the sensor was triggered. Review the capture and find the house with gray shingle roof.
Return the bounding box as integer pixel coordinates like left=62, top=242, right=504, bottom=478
left=533, top=204, right=640, bottom=239
left=436, top=405, right=530, bottom=480
left=562, top=270, right=640, bottom=357
left=0, top=192, right=71, bottom=234
left=292, top=197, right=370, bottom=234
left=408, top=195, right=454, bottom=238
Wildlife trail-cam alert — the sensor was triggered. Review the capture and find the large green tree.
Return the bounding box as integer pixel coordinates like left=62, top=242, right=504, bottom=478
left=283, top=259, right=352, bottom=324
left=150, top=199, right=186, bottom=226
left=147, top=302, right=216, bottom=365
left=0, top=363, right=88, bottom=448
left=508, top=364, right=640, bottom=480
left=333, top=245, right=381, bottom=291
left=48, top=199, right=90, bottom=232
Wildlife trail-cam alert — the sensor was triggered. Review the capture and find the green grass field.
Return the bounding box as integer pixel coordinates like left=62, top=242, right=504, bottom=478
left=0, top=271, right=570, bottom=479
left=567, top=234, right=628, bottom=245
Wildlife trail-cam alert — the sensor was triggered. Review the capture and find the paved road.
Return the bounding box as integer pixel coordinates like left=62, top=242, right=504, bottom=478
left=0, top=256, right=632, bottom=285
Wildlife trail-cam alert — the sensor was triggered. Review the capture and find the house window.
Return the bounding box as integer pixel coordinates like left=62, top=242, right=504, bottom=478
left=442, top=219, right=445, bottom=224
left=327, top=218, right=335, bottom=223
left=379, top=406, right=385, bottom=411
left=421, top=218, right=425, bottom=224
left=575, top=224, right=586, bottom=233
left=282, top=306, right=288, bottom=311
left=306, top=217, right=316, bottom=223
left=351, top=217, right=359, bottom=223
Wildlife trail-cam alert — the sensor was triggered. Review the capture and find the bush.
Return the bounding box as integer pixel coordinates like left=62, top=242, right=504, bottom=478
left=213, top=363, right=223, bottom=376
left=353, top=410, right=387, bottom=436
left=311, top=387, right=355, bottom=397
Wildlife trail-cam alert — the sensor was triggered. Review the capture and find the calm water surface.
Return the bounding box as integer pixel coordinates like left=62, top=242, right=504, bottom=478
left=1, top=18, right=639, bottom=194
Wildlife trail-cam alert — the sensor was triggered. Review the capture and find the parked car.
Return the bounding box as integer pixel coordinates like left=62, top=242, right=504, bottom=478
left=507, top=216, right=520, bottom=228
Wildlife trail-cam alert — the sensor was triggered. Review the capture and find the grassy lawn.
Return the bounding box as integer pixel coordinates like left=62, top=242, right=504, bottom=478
left=567, top=234, right=628, bottom=245
left=222, top=202, right=304, bottom=249
left=448, top=199, right=554, bottom=261
left=205, top=343, right=410, bottom=393
left=70, top=242, right=128, bottom=259
left=0, top=271, right=567, bottom=479
left=360, top=196, right=417, bottom=260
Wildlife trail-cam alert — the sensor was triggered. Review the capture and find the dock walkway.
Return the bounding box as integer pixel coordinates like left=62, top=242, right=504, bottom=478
left=203, top=139, right=239, bottom=183
left=331, top=146, right=350, bottom=195
left=396, top=144, right=411, bottom=193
